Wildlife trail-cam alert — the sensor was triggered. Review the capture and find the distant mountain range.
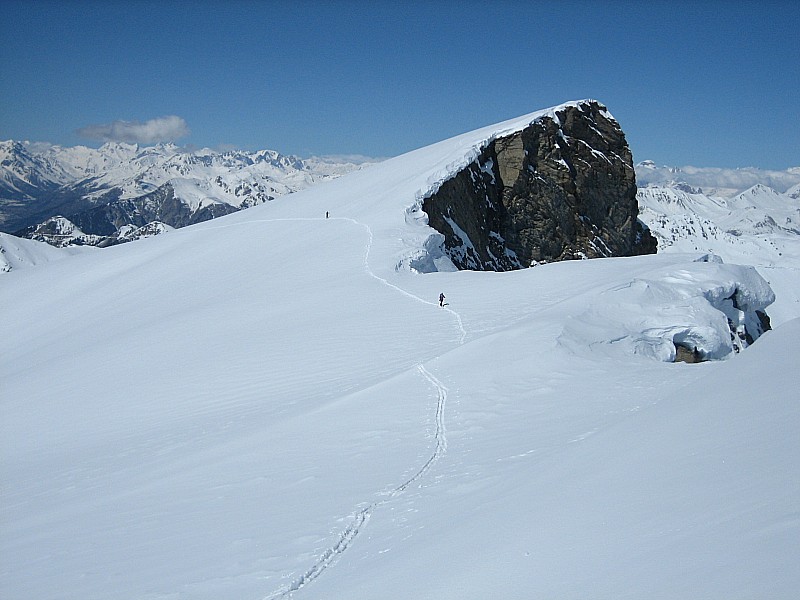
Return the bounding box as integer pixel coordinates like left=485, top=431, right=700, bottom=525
left=0, top=140, right=372, bottom=246
left=635, top=162, right=800, bottom=268
left=634, top=160, right=800, bottom=198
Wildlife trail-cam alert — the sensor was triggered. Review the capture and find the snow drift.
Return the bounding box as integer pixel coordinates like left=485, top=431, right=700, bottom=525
left=559, top=257, right=774, bottom=361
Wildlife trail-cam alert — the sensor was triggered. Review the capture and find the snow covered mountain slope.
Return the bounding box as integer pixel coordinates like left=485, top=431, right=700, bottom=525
left=637, top=180, right=799, bottom=324
left=0, top=231, right=95, bottom=272
left=2, top=101, right=798, bottom=600
left=638, top=186, right=799, bottom=261
left=0, top=140, right=372, bottom=239
left=0, top=140, right=73, bottom=195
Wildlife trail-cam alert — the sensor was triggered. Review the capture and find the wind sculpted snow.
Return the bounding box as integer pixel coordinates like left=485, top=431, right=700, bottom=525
left=2, top=101, right=799, bottom=599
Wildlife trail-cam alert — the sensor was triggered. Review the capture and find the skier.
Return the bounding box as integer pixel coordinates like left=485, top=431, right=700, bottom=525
left=439, top=292, right=445, bottom=307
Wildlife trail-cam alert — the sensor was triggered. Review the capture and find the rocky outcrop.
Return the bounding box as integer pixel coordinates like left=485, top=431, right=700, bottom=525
left=675, top=304, right=772, bottom=363
left=422, top=100, right=656, bottom=270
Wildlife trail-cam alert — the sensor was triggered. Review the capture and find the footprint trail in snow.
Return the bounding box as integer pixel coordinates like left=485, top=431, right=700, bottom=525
left=263, top=364, right=450, bottom=600
left=263, top=217, right=457, bottom=599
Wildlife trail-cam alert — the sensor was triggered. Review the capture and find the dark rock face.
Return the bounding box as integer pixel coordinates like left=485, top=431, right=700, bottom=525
left=422, top=101, right=656, bottom=270
left=1, top=185, right=108, bottom=234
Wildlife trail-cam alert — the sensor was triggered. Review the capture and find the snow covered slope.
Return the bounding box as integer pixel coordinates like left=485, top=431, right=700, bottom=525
left=0, top=231, right=94, bottom=272
left=0, top=140, right=372, bottom=237
left=2, top=101, right=798, bottom=600
left=637, top=179, right=799, bottom=325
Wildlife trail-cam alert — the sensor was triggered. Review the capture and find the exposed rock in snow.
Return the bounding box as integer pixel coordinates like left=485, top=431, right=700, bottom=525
left=20, top=215, right=105, bottom=247
left=116, top=221, right=174, bottom=243
left=421, top=100, right=655, bottom=270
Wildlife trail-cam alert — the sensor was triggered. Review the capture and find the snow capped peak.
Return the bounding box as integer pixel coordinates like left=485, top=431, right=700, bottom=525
left=636, top=163, right=800, bottom=198
left=638, top=176, right=799, bottom=270
left=99, top=140, right=140, bottom=152
left=0, top=140, right=31, bottom=168
left=0, top=139, right=24, bottom=154
left=728, top=183, right=789, bottom=212
left=1, top=139, right=373, bottom=236
left=0, top=140, right=76, bottom=194
left=738, top=182, right=780, bottom=196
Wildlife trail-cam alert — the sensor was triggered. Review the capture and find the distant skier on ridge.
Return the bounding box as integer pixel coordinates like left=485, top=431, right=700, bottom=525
left=439, top=292, right=445, bottom=307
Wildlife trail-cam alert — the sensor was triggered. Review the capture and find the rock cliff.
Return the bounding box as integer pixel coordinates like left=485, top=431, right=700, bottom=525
left=422, top=100, right=656, bottom=270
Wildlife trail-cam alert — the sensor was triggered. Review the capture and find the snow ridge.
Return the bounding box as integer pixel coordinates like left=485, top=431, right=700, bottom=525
left=411, top=99, right=604, bottom=206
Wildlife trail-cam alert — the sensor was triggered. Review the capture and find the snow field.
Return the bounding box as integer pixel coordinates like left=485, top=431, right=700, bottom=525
left=1, top=216, right=463, bottom=599
left=2, top=203, right=798, bottom=599
left=2, top=99, right=799, bottom=599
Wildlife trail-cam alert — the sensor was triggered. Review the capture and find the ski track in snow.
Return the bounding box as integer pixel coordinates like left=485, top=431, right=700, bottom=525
left=263, top=364, right=448, bottom=600
left=339, top=216, right=467, bottom=345
left=198, top=215, right=468, bottom=344
left=248, top=215, right=457, bottom=599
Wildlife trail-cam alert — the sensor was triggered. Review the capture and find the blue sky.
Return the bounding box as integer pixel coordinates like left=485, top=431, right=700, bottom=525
left=1, top=0, right=797, bottom=169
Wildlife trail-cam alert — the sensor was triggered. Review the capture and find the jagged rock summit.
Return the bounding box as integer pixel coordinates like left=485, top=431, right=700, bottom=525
left=422, top=100, right=655, bottom=270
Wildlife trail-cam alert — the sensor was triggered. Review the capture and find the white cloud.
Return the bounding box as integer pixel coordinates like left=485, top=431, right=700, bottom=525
left=21, top=141, right=56, bottom=153
left=77, top=116, right=190, bottom=144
